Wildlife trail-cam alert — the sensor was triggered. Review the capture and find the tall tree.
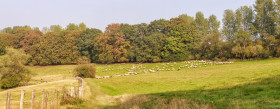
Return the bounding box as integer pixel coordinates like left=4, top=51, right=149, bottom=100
left=133, top=33, right=167, bottom=62
left=12, top=26, right=31, bottom=48
left=148, top=19, right=169, bottom=34
left=77, top=28, right=102, bottom=62
left=178, top=14, right=194, bottom=25
left=222, top=10, right=238, bottom=42
left=237, top=6, right=255, bottom=31
left=254, top=0, right=278, bottom=36
left=79, top=23, right=87, bottom=31
left=196, top=33, right=222, bottom=59
left=1, top=27, right=13, bottom=34
left=162, top=24, right=199, bottom=61
left=208, top=15, right=220, bottom=34
left=165, top=17, right=187, bottom=33
left=94, top=34, right=114, bottom=63
left=119, top=24, right=139, bottom=41
left=20, top=31, right=42, bottom=64
left=41, top=27, right=50, bottom=34
left=54, top=31, right=81, bottom=64
left=0, top=35, right=8, bottom=55
left=66, top=23, right=80, bottom=31
left=112, top=33, right=130, bottom=62
left=0, top=33, right=16, bottom=48
left=232, top=29, right=252, bottom=59
left=37, top=32, right=58, bottom=65
left=50, top=25, right=63, bottom=33
left=193, top=12, right=209, bottom=37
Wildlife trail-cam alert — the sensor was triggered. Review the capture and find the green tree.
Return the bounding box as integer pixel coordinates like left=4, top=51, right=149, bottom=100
left=66, top=23, right=80, bottom=31
left=208, top=15, right=220, bottom=34
left=55, top=31, right=81, bottom=64
left=232, top=29, right=252, bottom=59
left=1, top=27, right=13, bottom=34
left=50, top=25, right=63, bottom=33
left=197, top=33, right=222, bottom=59
left=222, top=9, right=238, bottom=42
left=42, top=27, right=50, bottom=34
left=94, top=34, right=114, bottom=63
left=79, top=23, right=87, bottom=31
left=237, top=6, right=255, bottom=31
left=254, top=0, right=277, bottom=36
left=193, top=12, right=209, bottom=37
left=77, top=28, right=102, bottom=62
left=0, top=48, right=31, bottom=89
left=162, top=24, right=199, bottom=61
left=167, top=18, right=187, bottom=29
left=148, top=19, right=169, bottom=34
left=178, top=14, right=194, bottom=25
left=132, top=33, right=167, bottom=62
left=37, top=32, right=59, bottom=65
left=0, top=33, right=17, bottom=48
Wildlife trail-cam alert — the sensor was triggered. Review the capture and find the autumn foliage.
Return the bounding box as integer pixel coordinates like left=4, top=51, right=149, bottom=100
left=0, top=0, right=280, bottom=65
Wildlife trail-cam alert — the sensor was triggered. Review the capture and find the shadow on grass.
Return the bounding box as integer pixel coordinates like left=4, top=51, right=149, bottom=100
left=105, top=75, right=280, bottom=109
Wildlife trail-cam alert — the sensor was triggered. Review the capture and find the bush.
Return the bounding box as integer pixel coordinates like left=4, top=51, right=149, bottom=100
left=1, top=68, right=31, bottom=89
left=0, top=48, right=31, bottom=89
left=60, top=95, right=83, bottom=105
left=73, top=64, right=96, bottom=78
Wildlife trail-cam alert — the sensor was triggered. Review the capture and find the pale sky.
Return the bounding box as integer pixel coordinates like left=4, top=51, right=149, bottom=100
left=0, top=0, right=255, bottom=31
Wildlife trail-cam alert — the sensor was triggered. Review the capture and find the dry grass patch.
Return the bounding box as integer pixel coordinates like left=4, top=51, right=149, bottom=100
left=0, top=79, right=77, bottom=109
left=107, top=94, right=213, bottom=109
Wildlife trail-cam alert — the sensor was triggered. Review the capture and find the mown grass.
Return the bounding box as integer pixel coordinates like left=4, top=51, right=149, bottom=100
left=87, top=59, right=280, bottom=108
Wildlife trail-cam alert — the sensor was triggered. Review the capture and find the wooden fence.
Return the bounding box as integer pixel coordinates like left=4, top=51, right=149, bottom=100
left=6, top=77, right=84, bottom=109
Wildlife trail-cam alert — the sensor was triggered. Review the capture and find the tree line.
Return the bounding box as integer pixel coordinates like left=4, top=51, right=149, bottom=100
left=0, top=0, right=280, bottom=65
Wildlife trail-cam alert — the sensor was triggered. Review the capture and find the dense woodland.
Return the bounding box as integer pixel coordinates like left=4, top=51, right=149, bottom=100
left=0, top=0, right=280, bottom=65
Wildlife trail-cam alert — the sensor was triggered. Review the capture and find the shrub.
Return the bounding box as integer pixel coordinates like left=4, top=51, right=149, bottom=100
left=1, top=67, right=31, bottom=89
left=0, top=48, right=31, bottom=89
left=73, top=64, right=96, bottom=78
left=60, top=95, right=83, bottom=105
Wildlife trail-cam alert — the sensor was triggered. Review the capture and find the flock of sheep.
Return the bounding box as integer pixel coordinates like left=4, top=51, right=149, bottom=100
left=95, top=60, right=234, bottom=79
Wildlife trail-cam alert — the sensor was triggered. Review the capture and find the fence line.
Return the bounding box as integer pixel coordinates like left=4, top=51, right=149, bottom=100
left=6, top=77, right=84, bottom=109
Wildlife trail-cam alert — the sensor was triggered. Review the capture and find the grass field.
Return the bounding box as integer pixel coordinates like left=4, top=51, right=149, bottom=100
left=89, top=59, right=280, bottom=108
left=0, top=59, right=279, bottom=108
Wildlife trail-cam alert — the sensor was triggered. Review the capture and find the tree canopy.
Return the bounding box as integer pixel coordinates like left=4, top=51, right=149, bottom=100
left=0, top=0, right=279, bottom=64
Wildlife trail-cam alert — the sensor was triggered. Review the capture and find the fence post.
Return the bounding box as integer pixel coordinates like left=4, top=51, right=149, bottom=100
left=41, top=89, right=45, bottom=109
left=80, top=78, right=84, bottom=97
left=71, top=87, right=74, bottom=97
left=62, top=86, right=65, bottom=101
left=20, top=90, right=25, bottom=109
left=6, top=91, right=10, bottom=109
left=31, top=90, right=36, bottom=109
left=51, top=90, right=55, bottom=109
left=57, top=90, right=59, bottom=109
left=75, top=87, right=79, bottom=98
left=68, top=87, right=70, bottom=96
left=45, top=90, right=49, bottom=109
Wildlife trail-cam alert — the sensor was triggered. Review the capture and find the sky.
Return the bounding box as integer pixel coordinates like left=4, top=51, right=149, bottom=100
left=0, top=0, right=255, bottom=31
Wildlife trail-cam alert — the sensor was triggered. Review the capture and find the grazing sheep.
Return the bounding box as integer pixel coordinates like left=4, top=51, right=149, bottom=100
left=144, top=70, right=148, bottom=74
left=95, top=76, right=103, bottom=79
